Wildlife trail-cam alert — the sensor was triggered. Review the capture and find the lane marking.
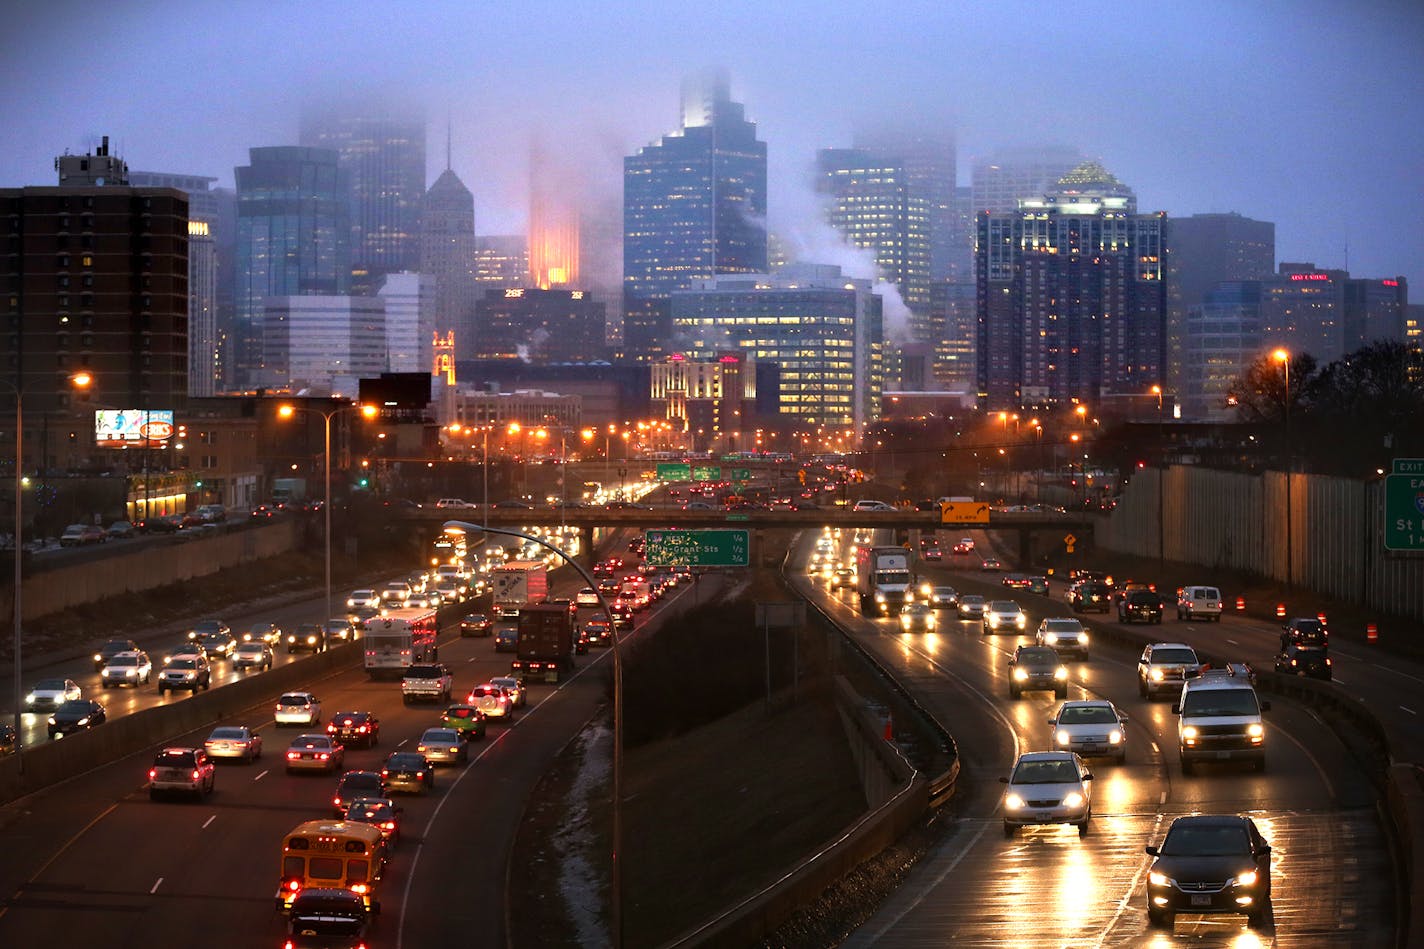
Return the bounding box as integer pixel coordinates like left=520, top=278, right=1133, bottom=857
left=397, top=738, right=408, bottom=747
left=852, top=821, right=991, bottom=944
left=1402, top=706, right=1417, bottom=716
left=150, top=877, right=163, bottom=893
left=1092, top=813, right=1165, bottom=947
left=253, top=769, right=268, bottom=781
left=202, top=815, right=216, bottom=829
left=1159, top=791, right=1167, bottom=805
left=1150, top=742, right=1160, bottom=754
left=1225, top=638, right=1238, bottom=645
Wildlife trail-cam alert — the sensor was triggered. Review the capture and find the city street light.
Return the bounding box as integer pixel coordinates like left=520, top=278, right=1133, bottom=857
left=7, top=370, right=90, bottom=768
left=1151, top=385, right=1166, bottom=565
left=1272, top=348, right=1293, bottom=586
left=441, top=518, right=624, bottom=946
left=277, top=401, right=377, bottom=624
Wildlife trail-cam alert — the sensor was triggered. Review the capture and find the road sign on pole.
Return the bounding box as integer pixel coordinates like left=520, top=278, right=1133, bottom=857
left=644, top=529, right=750, bottom=566
left=940, top=500, right=990, bottom=524
left=656, top=463, right=692, bottom=481
left=1385, top=473, right=1424, bottom=551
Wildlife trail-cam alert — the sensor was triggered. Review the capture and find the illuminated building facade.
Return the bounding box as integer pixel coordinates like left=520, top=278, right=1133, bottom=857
left=186, top=220, right=218, bottom=397
left=299, top=107, right=426, bottom=287
left=930, top=280, right=976, bottom=392
left=1261, top=263, right=1348, bottom=361
left=623, top=69, right=767, bottom=361
left=475, top=235, right=529, bottom=287
left=649, top=351, right=760, bottom=444
left=854, top=129, right=961, bottom=281
left=975, top=162, right=1166, bottom=408
left=670, top=264, right=883, bottom=432
left=970, top=145, right=1085, bottom=214
left=261, top=295, right=386, bottom=397
left=472, top=288, right=608, bottom=364
left=378, top=272, right=436, bottom=374
left=529, top=140, right=581, bottom=289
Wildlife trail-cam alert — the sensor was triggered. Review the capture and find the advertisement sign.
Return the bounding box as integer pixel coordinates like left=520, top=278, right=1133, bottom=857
left=95, top=409, right=175, bottom=448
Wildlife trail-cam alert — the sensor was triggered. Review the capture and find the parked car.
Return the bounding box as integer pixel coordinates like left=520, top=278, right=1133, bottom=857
left=106, top=520, right=137, bottom=540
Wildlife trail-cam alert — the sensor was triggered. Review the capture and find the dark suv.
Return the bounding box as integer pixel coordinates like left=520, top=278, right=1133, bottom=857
left=1118, top=590, right=1164, bottom=624
left=1070, top=582, right=1113, bottom=613
left=1274, top=643, right=1332, bottom=680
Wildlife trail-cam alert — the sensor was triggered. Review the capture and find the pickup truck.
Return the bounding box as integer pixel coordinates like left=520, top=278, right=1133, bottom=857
left=401, top=663, right=453, bottom=704
left=148, top=747, right=216, bottom=800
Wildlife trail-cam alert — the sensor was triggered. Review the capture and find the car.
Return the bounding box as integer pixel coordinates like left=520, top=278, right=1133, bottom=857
left=381, top=751, right=436, bottom=794
left=147, top=747, right=216, bottom=799
left=380, top=581, right=412, bottom=606
left=194, top=503, right=227, bottom=523
left=1048, top=700, right=1128, bottom=762
left=1176, top=585, right=1224, bottom=622
left=158, top=655, right=211, bottom=693
left=923, top=585, right=957, bottom=609
left=1027, top=575, right=1050, bottom=595
left=980, top=557, right=1004, bottom=571
left=346, top=589, right=381, bottom=611
left=433, top=579, right=463, bottom=604
left=242, top=621, right=284, bottom=645
left=1068, top=580, right=1113, bottom=613
left=407, top=591, right=440, bottom=609
left=232, top=641, right=274, bottom=671
left=162, top=643, right=207, bottom=666
left=1175, top=673, right=1270, bottom=773
left=597, top=575, right=622, bottom=595
left=0, top=724, right=17, bottom=757
left=1035, top=618, right=1090, bottom=659
left=100, top=651, right=153, bottom=688
left=188, top=618, right=232, bottom=642
left=142, top=513, right=184, bottom=533
left=93, top=638, right=140, bottom=671
left=951, top=537, right=974, bottom=554
left=575, top=587, right=601, bottom=607
left=898, top=601, right=937, bottom=632
left=609, top=600, right=635, bottom=629
left=920, top=543, right=943, bottom=561
left=1274, top=643, right=1332, bottom=679
left=830, top=565, right=857, bottom=589
left=494, top=622, right=520, bottom=651
left=331, top=770, right=388, bottom=817
left=1137, top=642, right=1203, bottom=699
left=852, top=499, right=895, bottom=512
left=345, top=797, right=403, bottom=847
left=326, top=711, right=381, bottom=748
left=1002, top=573, right=1031, bottom=589
left=48, top=699, right=107, bottom=738
left=274, top=692, right=323, bottom=727
left=435, top=498, right=472, bottom=508
left=999, top=750, right=1094, bottom=837
left=203, top=725, right=263, bottom=762
left=982, top=600, right=1027, bottom=635
left=248, top=504, right=277, bottom=521
left=415, top=727, right=468, bottom=765
left=287, top=623, right=328, bottom=654
left=285, top=734, right=345, bottom=774
left=440, top=704, right=489, bottom=740
left=956, top=594, right=986, bottom=620
left=324, top=618, right=358, bottom=644
left=1281, top=616, right=1329, bottom=648
left=60, top=523, right=105, bottom=547
left=460, top=613, right=493, bottom=637
left=490, top=675, right=527, bottom=708
left=582, top=615, right=613, bottom=646
left=1118, top=590, right=1165, bottom=624
left=26, top=677, right=83, bottom=709
left=195, top=630, right=238, bottom=659
left=285, top=887, right=373, bottom=945
left=106, top=520, right=137, bottom=540
left=1008, top=645, right=1069, bottom=699
left=1145, top=815, right=1272, bottom=927
left=467, top=682, right=514, bottom=719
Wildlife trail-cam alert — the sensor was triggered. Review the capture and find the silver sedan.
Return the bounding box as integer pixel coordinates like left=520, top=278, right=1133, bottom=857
left=415, top=727, right=468, bottom=765
left=204, top=725, right=264, bottom=762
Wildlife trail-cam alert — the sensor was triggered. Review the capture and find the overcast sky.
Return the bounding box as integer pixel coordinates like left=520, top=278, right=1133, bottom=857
left=2, top=0, right=1421, bottom=283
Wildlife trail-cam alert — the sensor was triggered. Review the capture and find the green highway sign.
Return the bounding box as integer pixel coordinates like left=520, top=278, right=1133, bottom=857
left=1385, top=474, right=1424, bottom=551
left=656, top=463, right=692, bottom=481
left=692, top=465, right=721, bottom=481
left=1393, top=459, right=1424, bottom=475
left=730, top=468, right=751, bottom=481
left=644, top=528, right=750, bottom=567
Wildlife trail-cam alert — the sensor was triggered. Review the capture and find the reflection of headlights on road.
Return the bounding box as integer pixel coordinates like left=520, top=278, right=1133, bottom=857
left=1013, top=668, right=1028, bottom=681
left=926, top=615, right=936, bottom=628
left=1056, top=729, right=1071, bottom=745
left=1148, top=871, right=1170, bottom=887
left=1054, top=667, right=1068, bottom=680
left=1151, top=668, right=1164, bottom=681
left=1004, top=793, right=1025, bottom=810
left=1233, top=870, right=1258, bottom=887
left=1181, top=725, right=1198, bottom=740
left=1062, top=791, right=1084, bottom=808
left=1109, top=729, right=1123, bottom=744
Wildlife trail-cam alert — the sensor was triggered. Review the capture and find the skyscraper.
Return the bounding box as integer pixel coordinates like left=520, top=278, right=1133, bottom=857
left=529, top=138, right=581, bottom=290
left=420, top=166, right=476, bottom=353
left=472, top=288, right=608, bottom=364
left=623, top=69, right=768, bottom=360
left=261, top=295, right=386, bottom=397
left=299, top=106, right=426, bottom=287
left=1183, top=281, right=1264, bottom=421
left=854, top=129, right=959, bottom=281
left=234, top=146, right=350, bottom=389
left=816, top=148, right=931, bottom=337
left=975, top=162, right=1166, bottom=408
left=378, top=272, right=436, bottom=374
left=970, top=145, right=1086, bottom=214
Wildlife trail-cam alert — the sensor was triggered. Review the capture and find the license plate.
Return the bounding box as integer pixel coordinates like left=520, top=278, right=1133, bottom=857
left=1080, top=744, right=1105, bottom=753
left=1190, top=894, right=1212, bottom=907
left=1216, top=751, right=1232, bottom=759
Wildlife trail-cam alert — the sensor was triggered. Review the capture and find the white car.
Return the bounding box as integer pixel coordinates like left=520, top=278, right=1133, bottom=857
left=852, top=499, right=896, bottom=512
left=346, top=589, right=380, bottom=611
left=1000, top=750, right=1094, bottom=837
left=467, top=683, right=513, bottom=719
left=101, top=651, right=153, bottom=688
left=1047, top=700, right=1128, bottom=763
left=490, top=675, right=526, bottom=709
left=26, top=677, right=82, bottom=709
left=274, top=692, right=322, bottom=727
left=1036, top=617, right=1090, bottom=659
left=957, top=594, right=987, bottom=620
left=575, top=587, right=601, bottom=607
left=982, top=600, right=1027, bottom=635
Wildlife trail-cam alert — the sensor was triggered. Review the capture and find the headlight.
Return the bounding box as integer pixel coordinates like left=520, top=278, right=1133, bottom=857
left=1181, top=726, right=1198, bottom=740
left=1056, top=729, right=1071, bottom=745
left=48, top=716, right=57, bottom=725
left=25, top=693, right=35, bottom=704
left=1148, top=871, right=1169, bottom=887
left=1062, top=791, right=1084, bottom=808
left=1004, top=793, right=1024, bottom=810
left=926, top=615, right=936, bottom=628
left=988, top=616, right=1001, bottom=627
left=901, top=618, right=911, bottom=629
left=287, top=635, right=296, bottom=643
left=1080, top=632, right=1089, bottom=643
left=77, top=717, right=90, bottom=726
left=1054, top=667, right=1068, bottom=680
left=93, top=653, right=102, bottom=663
left=1013, top=668, right=1028, bottom=681
left=1015, top=615, right=1026, bottom=628
left=1109, top=729, right=1123, bottom=744
left=1247, top=723, right=1264, bottom=738
left=1044, top=633, right=1058, bottom=644
left=1150, top=668, right=1164, bottom=681
left=1233, top=870, right=1258, bottom=887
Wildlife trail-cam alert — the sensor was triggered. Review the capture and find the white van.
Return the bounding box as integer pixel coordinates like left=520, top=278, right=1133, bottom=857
left=1176, top=586, right=1223, bottom=622
left=1173, top=673, right=1268, bottom=774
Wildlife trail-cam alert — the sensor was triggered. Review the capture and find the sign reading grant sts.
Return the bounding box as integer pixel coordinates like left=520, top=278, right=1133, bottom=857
left=644, top=529, right=750, bottom=567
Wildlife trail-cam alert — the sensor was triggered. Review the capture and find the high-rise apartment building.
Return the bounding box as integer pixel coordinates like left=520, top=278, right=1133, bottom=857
left=261, top=295, right=386, bottom=397
left=378, top=272, right=436, bottom=374
left=234, top=147, right=350, bottom=389
left=474, top=236, right=529, bottom=287
left=420, top=167, right=476, bottom=352
left=299, top=106, right=426, bottom=286
left=816, top=148, right=931, bottom=337
left=3, top=138, right=190, bottom=473
left=975, top=162, right=1166, bottom=408
left=1344, top=276, right=1409, bottom=350
left=670, top=264, right=883, bottom=431
left=472, top=288, right=608, bottom=364
left=970, top=145, right=1085, bottom=214
left=1183, top=281, right=1264, bottom=421
left=623, top=69, right=767, bottom=360
left=853, top=129, right=960, bottom=282
left=930, top=280, right=976, bottom=392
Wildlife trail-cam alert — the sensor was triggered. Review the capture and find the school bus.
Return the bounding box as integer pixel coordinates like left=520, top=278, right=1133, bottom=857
left=275, top=819, right=387, bottom=913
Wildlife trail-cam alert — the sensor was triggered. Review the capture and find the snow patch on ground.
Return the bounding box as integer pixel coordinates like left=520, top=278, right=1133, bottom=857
left=553, top=719, right=612, bottom=946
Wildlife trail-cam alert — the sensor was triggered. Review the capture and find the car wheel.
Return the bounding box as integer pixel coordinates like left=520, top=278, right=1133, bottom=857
left=158, top=685, right=167, bottom=694
left=1181, top=758, right=1195, bottom=776
left=1002, top=822, right=1015, bottom=838
left=1009, top=687, right=1020, bottom=700
left=149, top=789, right=160, bottom=801
left=1077, top=816, right=1090, bottom=836
left=1147, top=906, right=1172, bottom=928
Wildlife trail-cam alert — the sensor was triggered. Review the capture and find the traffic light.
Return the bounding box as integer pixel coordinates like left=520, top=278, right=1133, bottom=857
left=358, top=477, right=369, bottom=488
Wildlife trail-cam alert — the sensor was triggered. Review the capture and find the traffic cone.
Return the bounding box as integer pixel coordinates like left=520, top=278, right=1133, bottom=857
left=883, top=714, right=894, bottom=741
left=1367, top=623, right=1378, bottom=643
left=1275, top=603, right=1287, bottom=618
left=1235, top=596, right=1245, bottom=612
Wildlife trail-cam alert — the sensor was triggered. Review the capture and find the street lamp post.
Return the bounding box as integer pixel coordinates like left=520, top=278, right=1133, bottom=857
left=1151, top=385, right=1165, bottom=565
left=1272, top=349, right=1292, bottom=587
left=278, top=401, right=377, bottom=624
left=441, top=519, right=624, bottom=946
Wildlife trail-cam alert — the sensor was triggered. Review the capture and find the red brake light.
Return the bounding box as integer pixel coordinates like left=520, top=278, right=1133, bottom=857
left=287, top=879, right=302, bottom=891
left=191, top=770, right=201, bottom=780
left=318, top=753, right=329, bottom=760
left=334, top=797, right=342, bottom=806
left=381, top=770, right=389, bottom=777
left=286, top=751, right=299, bottom=759
left=148, top=769, right=157, bottom=779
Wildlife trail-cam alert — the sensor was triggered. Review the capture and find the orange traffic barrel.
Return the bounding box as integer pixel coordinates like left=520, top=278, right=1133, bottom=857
left=1235, top=596, right=1245, bottom=611
left=1367, top=623, right=1378, bottom=643
left=1275, top=603, right=1287, bottom=618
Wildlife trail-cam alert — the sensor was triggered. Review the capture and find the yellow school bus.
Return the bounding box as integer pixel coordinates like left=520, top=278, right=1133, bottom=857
left=275, top=819, right=387, bottom=912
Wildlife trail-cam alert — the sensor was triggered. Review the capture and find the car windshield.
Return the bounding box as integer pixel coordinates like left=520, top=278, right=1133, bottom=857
left=1152, top=648, right=1198, bottom=664
left=167, top=659, right=199, bottom=670
left=293, top=738, right=329, bottom=749
left=446, top=707, right=478, bottom=719
left=278, top=695, right=311, bottom=707
left=960, top=596, right=984, bottom=606
left=1059, top=706, right=1118, bottom=724
left=340, top=774, right=382, bottom=789
left=1161, top=823, right=1252, bottom=856
left=102, top=641, right=131, bottom=653
left=1294, top=648, right=1329, bottom=660
left=209, top=727, right=246, bottom=739
left=108, top=656, right=138, bottom=666
left=1182, top=689, right=1260, bottom=716
left=469, top=687, right=497, bottom=697
left=406, top=666, right=443, bottom=678
left=1044, top=620, right=1081, bottom=633
left=990, top=602, right=1020, bottom=613
left=56, top=701, right=92, bottom=715
left=155, top=750, right=196, bottom=766
left=194, top=621, right=223, bottom=634
left=236, top=644, right=263, bottom=654
left=1017, top=648, right=1058, bottom=663
left=1011, top=759, right=1080, bottom=784
left=387, top=754, right=424, bottom=769
left=422, top=730, right=458, bottom=742
left=198, top=632, right=226, bottom=642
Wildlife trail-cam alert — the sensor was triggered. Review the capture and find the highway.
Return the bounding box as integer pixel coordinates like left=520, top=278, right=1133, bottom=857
left=795, top=528, right=1396, bottom=947
left=0, top=532, right=705, bottom=947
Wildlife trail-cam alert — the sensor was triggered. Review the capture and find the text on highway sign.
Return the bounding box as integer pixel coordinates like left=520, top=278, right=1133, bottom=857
left=692, top=465, right=722, bottom=481
left=1385, top=474, right=1424, bottom=551
left=644, top=529, right=750, bottom=567
left=656, top=463, right=692, bottom=481
left=940, top=501, right=990, bottom=524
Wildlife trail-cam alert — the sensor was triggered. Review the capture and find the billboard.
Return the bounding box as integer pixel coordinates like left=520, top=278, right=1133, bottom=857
left=94, top=409, right=175, bottom=448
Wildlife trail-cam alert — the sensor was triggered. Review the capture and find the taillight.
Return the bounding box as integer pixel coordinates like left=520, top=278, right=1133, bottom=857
left=380, top=770, right=389, bottom=778
left=191, top=770, right=201, bottom=780
left=148, top=769, right=157, bottom=779
left=381, top=821, right=395, bottom=830
left=286, top=751, right=299, bottom=760
left=318, top=753, right=329, bottom=760
left=358, top=725, right=368, bottom=733
left=287, top=879, right=301, bottom=892
left=333, top=796, right=342, bottom=806
left=350, top=883, right=369, bottom=894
